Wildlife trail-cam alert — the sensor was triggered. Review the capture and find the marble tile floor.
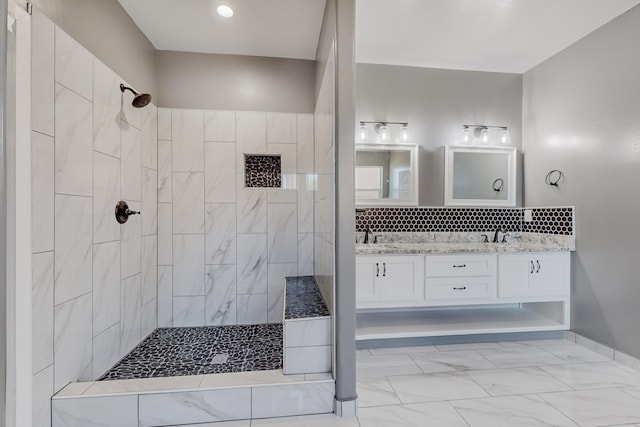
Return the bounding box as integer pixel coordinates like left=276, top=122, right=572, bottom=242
left=212, top=338, right=640, bottom=426
left=99, top=324, right=283, bottom=380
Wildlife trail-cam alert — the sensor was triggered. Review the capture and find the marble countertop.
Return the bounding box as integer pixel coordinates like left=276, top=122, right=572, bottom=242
left=355, top=232, right=574, bottom=255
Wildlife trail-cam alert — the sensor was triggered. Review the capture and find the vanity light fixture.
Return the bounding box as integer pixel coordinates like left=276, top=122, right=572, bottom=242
left=461, top=124, right=510, bottom=146
left=359, top=121, right=409, bottom=143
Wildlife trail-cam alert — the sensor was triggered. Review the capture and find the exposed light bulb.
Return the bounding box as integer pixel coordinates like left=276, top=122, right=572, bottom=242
left=360, top=122, right=366, bottom=141
left=401, top=124, right=409, bottom=142
left=500, top=127, right=510, bottom=145
left=378, top=123, right=389, bottom=141
left=217, top=5, right=234, bottom=17
left=462, top=126, right=470, bottom=144
left=481, top=127, right=489, bottom=144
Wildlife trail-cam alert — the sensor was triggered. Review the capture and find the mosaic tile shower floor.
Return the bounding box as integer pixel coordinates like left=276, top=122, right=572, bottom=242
left=99, top=324, right=283, bottom=381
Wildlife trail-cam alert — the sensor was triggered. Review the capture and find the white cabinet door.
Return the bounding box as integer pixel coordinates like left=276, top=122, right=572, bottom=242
left=356, top=255, right=424, bottom=306
left=498, top=252, right=569, bottom=298
left=379, top=257, right=421, bottom=301
left=498, top=254, right=532, bottom=298
left=356, top=258, right=377, bottom=302
left=530, top=254, right=569, bottom=296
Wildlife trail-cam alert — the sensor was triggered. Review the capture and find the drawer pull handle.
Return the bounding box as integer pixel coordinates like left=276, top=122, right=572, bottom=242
left=530, top=260, right=535, bottom=274
left=536, top=260, right=541, bottom=273
left=453, top=286, right=467, bottom=291
left=453, top=264, right=466, bottom=268
left=376, top=263, right=379, bottom=277
left=383, top=262, right=386, bottom=277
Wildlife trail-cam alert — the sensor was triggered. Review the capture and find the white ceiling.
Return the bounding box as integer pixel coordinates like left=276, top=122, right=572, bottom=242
left=117, top=0, right=640, bottom=72
left=356, top=0, right=640, bottom=73
left=117, top=0, right=327, bottom=60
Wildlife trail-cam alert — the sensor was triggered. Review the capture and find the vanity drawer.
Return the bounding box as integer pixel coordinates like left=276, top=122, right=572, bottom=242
left=425, top=254, right=496, bottom=277
left=425, top=277, right=497, bottom=300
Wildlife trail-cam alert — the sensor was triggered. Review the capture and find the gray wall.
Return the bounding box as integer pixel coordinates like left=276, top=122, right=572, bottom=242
left=523, top=5, right=640, bottom=357
left=156, top=51, right=316, bottom=113
left=356, top=64, right=523, bottom=206
left=22, top=0, right=158, bottom=96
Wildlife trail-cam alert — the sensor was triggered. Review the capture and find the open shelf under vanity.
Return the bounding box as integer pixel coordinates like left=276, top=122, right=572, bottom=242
left=356, top=301, right=568, bottom=341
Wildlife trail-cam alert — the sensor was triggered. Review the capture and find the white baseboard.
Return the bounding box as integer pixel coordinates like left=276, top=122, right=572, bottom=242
left=571, top=331, right=640, bottom=371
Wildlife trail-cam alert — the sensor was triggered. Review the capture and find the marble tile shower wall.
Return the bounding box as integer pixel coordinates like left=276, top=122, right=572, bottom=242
left=30, top=9, right=158, bottom=427
left=157, top=108, right=314, bottom=327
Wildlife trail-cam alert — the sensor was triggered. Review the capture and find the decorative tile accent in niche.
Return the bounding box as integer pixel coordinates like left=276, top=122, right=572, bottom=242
left=244, top=154, right=282, bottom=188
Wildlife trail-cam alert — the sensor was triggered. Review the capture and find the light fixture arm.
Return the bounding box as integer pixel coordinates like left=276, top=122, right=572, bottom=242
left=360, top=121, right=408, bottom=126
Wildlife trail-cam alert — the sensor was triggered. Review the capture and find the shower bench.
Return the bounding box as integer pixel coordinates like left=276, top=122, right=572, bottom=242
left=283, top=276, right=332, bottom=375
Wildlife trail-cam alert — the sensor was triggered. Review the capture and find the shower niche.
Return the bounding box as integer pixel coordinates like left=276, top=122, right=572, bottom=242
left=244, top=154, right=282, bottom=188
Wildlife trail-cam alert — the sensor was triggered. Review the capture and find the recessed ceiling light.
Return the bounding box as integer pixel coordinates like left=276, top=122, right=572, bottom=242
left=217, top=5, right=234, bottom=18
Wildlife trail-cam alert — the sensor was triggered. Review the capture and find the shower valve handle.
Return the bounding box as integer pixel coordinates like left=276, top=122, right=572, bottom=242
left=115, top=200, right=141, bottom=224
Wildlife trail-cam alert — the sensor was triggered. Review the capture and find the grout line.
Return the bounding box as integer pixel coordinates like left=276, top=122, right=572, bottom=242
left=534, top=392, right=582, bottom=426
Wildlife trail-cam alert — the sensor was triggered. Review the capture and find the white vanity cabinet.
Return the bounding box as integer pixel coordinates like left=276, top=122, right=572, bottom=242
left=355, top=255, right=425, bottom=307
left=498, top=252, right=570, bottom=299
left=356, top=250, right=572, bottom=341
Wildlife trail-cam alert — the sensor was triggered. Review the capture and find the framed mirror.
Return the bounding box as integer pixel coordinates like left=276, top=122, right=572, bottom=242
left=355, top=144, right=418, bottom=206
left=445, top=145, right=517, bottom=207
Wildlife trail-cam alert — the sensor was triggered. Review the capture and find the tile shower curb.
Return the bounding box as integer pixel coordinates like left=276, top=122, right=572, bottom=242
left=52, top=372, right=335, bottom=426
left=53, top=370, right=334, bottom=399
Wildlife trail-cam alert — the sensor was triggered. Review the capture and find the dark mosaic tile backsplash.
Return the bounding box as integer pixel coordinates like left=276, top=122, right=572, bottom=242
left=245, top=154, right=282, bottom=188
left=522, top=207, right=574, bottom=235
left=356, top=207, right=573, bottom=236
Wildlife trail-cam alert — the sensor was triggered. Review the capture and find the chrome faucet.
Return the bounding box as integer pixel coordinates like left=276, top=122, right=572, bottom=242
left=492, top=228, right=505, bottom=243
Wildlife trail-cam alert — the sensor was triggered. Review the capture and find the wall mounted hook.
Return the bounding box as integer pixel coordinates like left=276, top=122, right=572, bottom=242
left=545, top=170, right=564, bottom=187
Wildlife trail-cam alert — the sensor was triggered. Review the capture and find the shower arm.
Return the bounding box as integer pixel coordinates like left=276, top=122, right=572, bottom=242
left=120, top=84, right=138, bottom=95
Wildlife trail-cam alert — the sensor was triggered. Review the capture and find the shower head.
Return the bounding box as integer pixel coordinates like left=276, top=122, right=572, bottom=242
left=120, top=83, right=152, bottom=108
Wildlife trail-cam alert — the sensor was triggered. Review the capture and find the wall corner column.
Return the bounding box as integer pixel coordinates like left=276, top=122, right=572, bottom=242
left=334, top=0, right=357, bottom=411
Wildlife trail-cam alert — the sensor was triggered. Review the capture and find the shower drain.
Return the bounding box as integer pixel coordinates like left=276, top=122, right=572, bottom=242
left=211, top=354, right=229, bottom=364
